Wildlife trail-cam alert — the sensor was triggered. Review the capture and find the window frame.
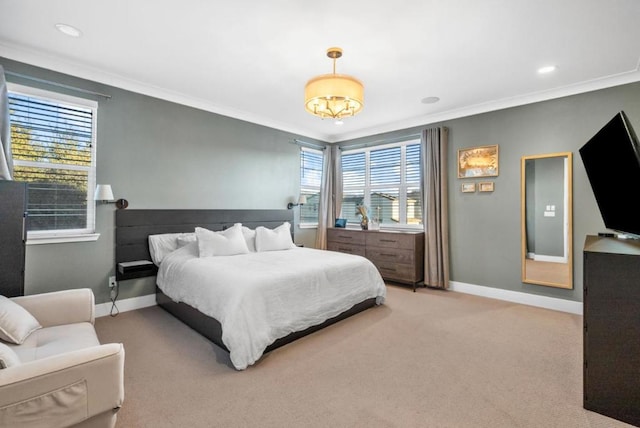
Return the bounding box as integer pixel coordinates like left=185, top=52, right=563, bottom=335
left=341, top=138, right=423, bottom=231
left=298, top=146, right=323, bottom=228
left=7, top=83, right=99, bottom=244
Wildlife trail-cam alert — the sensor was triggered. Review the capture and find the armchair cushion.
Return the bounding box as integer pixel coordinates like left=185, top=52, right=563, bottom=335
left=10, top=323, right=100, bottom=363
left=0, top=296, right=42, bottom=345
left=0, top=344, right=20, bottom=369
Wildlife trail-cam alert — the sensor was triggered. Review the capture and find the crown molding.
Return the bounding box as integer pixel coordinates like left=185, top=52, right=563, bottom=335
left=3, top=43, right=639, bottom=144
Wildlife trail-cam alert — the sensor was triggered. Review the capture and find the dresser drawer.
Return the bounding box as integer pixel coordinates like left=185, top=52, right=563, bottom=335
left=366, top=232, right=415, bottom=250
left=326, top=228, right=424, bottom=289
left=366, top=247, right=415, bottom=264
left=327, top=228, right=366, bottom=245
left=327, top=241, right=366, bottom=257
left=372, top=261, right=418, bottom=284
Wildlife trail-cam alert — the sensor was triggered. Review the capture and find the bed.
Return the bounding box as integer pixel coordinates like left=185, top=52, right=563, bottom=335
left=115, top=209, right=386, bottom=370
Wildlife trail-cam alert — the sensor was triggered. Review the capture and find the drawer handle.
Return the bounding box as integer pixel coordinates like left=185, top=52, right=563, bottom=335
left=380, top=253, right=396, bottom=257
left=338, top=235, right=352, bottom=239
left=380, top=239, right=397, bottom=243
left=339, top=247, right=353, bottom=252
left=380, top=267, right=397, bottom=272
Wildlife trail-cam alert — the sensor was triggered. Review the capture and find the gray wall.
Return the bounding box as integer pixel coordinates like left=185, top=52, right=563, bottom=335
left=1, top=58, right=324, bottom=304
left=4, top=56, right=640, bottom=305
left=339, top=81, right=640, bottom=303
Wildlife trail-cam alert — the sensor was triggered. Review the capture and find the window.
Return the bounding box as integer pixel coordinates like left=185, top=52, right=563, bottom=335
left=341, top=139, right=422, bottom=228
left=8, top=84, right=98, bottom=242
left=299, top=147, right=323, bottom=226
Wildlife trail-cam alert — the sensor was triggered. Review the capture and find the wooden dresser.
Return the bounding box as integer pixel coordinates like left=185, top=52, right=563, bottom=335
left=583, top=236, right=640, bottom=426
left=327, top=228, right=425, bottom=291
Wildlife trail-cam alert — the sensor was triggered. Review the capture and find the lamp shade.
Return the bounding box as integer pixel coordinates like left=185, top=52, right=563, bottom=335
left=298, top=195, right=308, bottom=205
left=304, top=74, right=364, bottom=118
left=94, top=184, right=114, bottom=201
left=304, top=47, right=364, bottom=119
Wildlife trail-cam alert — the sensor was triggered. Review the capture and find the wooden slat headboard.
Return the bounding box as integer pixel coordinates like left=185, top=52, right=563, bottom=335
left=115, top=209, right=294, bottom=280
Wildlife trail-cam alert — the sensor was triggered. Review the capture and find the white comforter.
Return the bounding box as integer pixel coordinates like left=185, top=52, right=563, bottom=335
left=156, top=244, right=386, bottom=370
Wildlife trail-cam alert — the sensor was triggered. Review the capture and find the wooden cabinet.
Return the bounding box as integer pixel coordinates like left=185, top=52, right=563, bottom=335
left=327, top=228, right=424, bottom=290
left=0, top=181, right=27, bottom=297
left=583, top=235, right=640, bottom=427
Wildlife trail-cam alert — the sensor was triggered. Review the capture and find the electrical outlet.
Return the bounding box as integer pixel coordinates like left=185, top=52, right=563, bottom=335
left=108, top=276, right=117, bottom=288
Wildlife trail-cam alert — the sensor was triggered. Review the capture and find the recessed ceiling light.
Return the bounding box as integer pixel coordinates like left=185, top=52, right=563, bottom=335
left=335, top=120, right=344, bottom=126
left=421, top=96, right=440, bottom=104
left=55, top=23, right=82, bottom=37
left=537, top=65, right=557, bottom=74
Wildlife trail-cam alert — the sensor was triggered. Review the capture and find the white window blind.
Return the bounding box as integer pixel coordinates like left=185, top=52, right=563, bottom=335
left=299, top=147, right=323, bottom=225
left=341, top=140, right=422, bottom=228
left=8, top=84, right=97, bottom=240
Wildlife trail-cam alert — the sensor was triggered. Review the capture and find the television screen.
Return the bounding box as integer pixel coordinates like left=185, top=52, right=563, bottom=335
left=579, top=111, right=640, bottom=236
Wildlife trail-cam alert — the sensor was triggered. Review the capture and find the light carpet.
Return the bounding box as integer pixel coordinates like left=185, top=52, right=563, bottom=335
left=94, top=285, right=634, bottom=428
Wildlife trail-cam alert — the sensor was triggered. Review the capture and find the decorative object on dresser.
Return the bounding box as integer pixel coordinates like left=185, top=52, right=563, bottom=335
left=327, top=228, right=425, bottom=291
left=0, top=181, right=27, bottom=297
left=356, top=204, right=369, bottom=230
left=582, top=235, right=640, bottom=427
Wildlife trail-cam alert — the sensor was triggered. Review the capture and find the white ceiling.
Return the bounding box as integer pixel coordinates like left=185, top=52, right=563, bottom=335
left=1, top=0, right=639, bottom=143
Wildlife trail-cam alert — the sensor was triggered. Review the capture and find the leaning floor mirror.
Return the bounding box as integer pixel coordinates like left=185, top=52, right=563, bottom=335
left=521, top=152, right=573, bottom=289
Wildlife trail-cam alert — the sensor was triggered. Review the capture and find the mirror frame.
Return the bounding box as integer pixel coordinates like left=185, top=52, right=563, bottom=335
left=521, top=152, right=573, bottom=289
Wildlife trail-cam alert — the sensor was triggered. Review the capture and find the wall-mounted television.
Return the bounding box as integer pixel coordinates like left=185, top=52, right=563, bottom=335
left=579, top=111, right=640, bottom=237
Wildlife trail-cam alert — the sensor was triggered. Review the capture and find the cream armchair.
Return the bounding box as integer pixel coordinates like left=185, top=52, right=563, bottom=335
left=0, top=289, right=125, bottom=428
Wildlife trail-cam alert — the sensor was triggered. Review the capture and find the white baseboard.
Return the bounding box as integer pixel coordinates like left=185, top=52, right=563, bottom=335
left=94, top=284, right=582, bottom=318
left=449, top=281, right=583, bottom=315
left=95, top=294, right=157, bottom=318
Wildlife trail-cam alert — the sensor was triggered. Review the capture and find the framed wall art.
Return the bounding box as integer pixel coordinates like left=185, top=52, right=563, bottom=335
left=461, top=182, right=476, bottom=193
left=478, top=182, right=495, bottom=192
left=458, top=145, right=499, bottom=178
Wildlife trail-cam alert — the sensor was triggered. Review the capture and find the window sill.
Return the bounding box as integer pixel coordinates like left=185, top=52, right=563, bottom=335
left=27, top=233, right=101, bottom=245
left=298, top=223, right=318, bottom=229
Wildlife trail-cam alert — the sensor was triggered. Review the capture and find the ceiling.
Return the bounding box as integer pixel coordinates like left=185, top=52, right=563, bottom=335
left=1, top=0, right=639, bottom=143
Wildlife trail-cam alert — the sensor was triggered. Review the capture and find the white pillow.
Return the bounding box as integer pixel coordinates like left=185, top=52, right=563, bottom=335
left=255, top=222, right=296, bottom=252
left=0, top=296, right=42, bottom=345
left=242, top=226, right=257, bottom=252
left=0, top=343, right=20, bottom=369
left=148, top=233, right=181, bottom=265
left=148, top=232, right=196, bottom=265
left=176, top=233, right=196, bottom=248
left=196, top=223, right=250, bottom=257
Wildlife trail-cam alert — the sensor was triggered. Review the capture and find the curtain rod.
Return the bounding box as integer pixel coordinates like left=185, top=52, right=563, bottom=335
left=339, top=133, right=422, bottom=151
left=291, top=139, right=326, bottom=151
left=4, top=71, right=112, bottom=99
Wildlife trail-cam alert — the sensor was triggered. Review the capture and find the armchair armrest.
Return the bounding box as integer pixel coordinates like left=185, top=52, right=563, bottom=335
left=11, top=289, right=95, bottom=327
left=0, top=343, right=125, bottom=427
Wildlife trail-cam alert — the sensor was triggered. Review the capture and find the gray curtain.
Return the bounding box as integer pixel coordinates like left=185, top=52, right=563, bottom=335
left=315, top=145, right=342, bottom=249
left=0, top=65, right=13, bottom=180
left=421, top=127, right=450, bottom=289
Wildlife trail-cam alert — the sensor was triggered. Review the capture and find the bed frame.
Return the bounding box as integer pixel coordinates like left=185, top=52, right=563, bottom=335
left=115, top=209, right=376, bottom=356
